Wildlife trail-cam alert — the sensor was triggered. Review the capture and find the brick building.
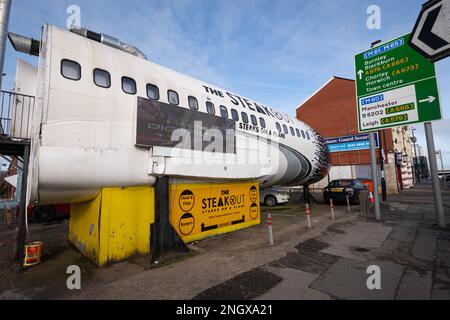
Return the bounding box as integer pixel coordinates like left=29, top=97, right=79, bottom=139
left=297, top=76, right=416, bottom=193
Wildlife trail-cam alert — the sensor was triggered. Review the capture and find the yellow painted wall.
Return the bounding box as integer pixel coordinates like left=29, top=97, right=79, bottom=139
left=69, top=193, right=102, bottom=264
left=70, top=181, right=259, bottom=266
left=169, top=181, right=260, bottom=243
left=69, top=186, right=155, bottom=266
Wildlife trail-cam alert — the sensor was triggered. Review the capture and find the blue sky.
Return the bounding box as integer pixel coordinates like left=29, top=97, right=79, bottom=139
left=3, top=0, right=450, bottom=167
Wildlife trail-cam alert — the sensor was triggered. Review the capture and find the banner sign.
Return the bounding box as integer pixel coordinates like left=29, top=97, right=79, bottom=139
left=324, top=133, right=379, bottom=153
left=169, top=181, right=260, bottom=243
left=136, top=97, right=236, bottom=153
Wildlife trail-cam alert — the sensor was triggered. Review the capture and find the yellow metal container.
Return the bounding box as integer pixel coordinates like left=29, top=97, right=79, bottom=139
left=69, top=186, right=155, bottom=267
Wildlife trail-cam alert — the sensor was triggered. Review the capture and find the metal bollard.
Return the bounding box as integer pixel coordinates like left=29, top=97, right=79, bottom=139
left=330, top=198, right=335, bottom=220
left=267, top=213, right=274, bottom=246
left=346, top=195, right=351, bottom=213
left=306, top=204, right=312, bottom=228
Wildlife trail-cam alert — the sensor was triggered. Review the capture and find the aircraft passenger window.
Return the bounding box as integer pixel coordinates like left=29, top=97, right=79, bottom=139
left=251, top=115, right=258, bottom=126
left=206, top=101, right=215, bottom=115
left=283, top=125, right=288, bottom=134
left=306, top=131, right=311, bottom=140
left=276, top=122, right=282, bottom=132
left=241, top=112, right=249, bottom=124
left=147, top=84, right=160, bottom=100
left=168, top=90, right=179, bottom=105
left=61, top=59, right=81, bottom=81
left=220, top=105, right=228, bottom=118
left=290, top=127, right=295, bottom=136
left=188, top=96, right=199, bottom=110
left=231, top=109, right=239, bottom=121
left=301, top=130, right=306, bottom=139
left=93, top=69, right=111, bottom=88
left=122, top=76, right=137, bottom=95
left=259, top=118, right=266, bottom=129
left=296, top=128, right=301, bottom=137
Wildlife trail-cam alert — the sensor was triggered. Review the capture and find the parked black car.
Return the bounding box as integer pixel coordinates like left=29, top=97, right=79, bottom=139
left=323, top=179, right=368, bottom=204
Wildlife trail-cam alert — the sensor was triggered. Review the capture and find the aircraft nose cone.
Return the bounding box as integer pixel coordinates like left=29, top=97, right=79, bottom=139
left=310, top=131, right=332, bottom=184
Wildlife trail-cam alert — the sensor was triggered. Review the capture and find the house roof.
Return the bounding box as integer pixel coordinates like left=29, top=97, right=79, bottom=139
left=297, top=76, right=354, bottom=110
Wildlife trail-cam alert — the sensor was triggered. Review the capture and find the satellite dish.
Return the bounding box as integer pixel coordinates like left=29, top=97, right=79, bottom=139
left=411, top=137, right=418, bottom=143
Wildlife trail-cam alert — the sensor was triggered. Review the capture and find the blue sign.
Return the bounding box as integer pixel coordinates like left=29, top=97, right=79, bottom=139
left=325, top=133, right=379, bottom=153
left=363, top=38, right=404, bottom=60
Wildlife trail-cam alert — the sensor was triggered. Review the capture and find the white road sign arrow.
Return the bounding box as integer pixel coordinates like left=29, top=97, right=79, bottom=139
left=419, top=96, right=437, bottom=103
left=410, top=0, right=450, bottom=62
left=357, top=70, right=364, bottom=80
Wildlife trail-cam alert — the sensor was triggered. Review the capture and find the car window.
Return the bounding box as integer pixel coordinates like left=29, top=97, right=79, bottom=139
left=337, top=180, right=352, bottom=187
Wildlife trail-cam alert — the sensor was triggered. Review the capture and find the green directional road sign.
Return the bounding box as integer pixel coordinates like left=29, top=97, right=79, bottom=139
left=355, top=33, right=442, bottom=132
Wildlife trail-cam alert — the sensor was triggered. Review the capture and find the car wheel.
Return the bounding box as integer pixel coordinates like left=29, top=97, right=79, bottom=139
left=264, top=195, right=278, bottom=207
left=31, top=206, right=55, bottom=223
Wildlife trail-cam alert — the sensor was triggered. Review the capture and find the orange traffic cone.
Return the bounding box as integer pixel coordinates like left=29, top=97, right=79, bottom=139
left=369, top=192, right=374, bottom=204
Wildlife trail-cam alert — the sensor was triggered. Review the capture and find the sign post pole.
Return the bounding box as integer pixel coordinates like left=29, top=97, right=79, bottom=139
left=425, top=122, right=445, bottom=227
left=369, top=132, right=381, bottom=221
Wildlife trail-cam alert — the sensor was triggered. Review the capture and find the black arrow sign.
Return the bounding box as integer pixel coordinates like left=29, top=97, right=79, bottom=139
left=409, top=0, right=450, bottom=62
left=417, top=5, right=448, bottom=50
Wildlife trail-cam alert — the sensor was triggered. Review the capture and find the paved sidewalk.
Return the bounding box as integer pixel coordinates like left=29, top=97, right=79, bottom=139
left=0, top=200, right=355, bottom=300
left=195, top=183, right=450, bottom=300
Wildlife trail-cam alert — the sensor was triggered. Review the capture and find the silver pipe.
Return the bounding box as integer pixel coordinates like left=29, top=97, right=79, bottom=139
left=7, top=32, right=40, bottom=56
left=71, top=27, right=147, bottom=60
left=0, top=0, right=12, bottom=90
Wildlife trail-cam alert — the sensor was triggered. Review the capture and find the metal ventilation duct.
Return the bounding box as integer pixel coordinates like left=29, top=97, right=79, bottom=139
left=70, top=27, right=147, bottom=60
left=7, top=32, right=40, bottom=57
